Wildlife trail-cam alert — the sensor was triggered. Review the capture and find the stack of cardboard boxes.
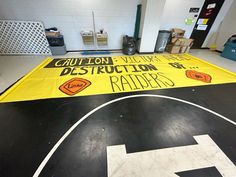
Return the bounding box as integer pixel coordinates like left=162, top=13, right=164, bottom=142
left=166, top=28, right=194, bottom=54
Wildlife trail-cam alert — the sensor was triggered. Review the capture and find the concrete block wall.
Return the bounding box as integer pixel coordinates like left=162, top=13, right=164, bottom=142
left=0, top=0, right=140, bottom=50
left=0, top=0, right=234, bottom=52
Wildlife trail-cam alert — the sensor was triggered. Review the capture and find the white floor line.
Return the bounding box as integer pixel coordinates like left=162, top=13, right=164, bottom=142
left=32, top=94, right=236, bottom=177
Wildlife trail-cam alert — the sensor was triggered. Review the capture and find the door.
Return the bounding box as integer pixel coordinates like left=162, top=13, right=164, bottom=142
left=190, top=0, right=225, bottom=49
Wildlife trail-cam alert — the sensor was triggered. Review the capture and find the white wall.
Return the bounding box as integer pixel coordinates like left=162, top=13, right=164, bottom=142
left=160, top=0, right=234, bottom=48
left=202, top=0, right=234, bottom=50
left=160, top=0, right=204, bottom=38
left=0, top=0, right=234, bottom=51
left=0, top=0, right=140, bottom=51
left=138, top=0, right=166, bottom=53
left=216, top=0, right=236, bottom=51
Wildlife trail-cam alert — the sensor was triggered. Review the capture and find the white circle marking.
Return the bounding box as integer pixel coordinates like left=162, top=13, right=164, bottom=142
left=33, top=94, right=236, bottom=177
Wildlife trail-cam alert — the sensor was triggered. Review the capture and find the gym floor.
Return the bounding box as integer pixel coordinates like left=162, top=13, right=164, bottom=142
left=0, top=49, right=236, bottom=177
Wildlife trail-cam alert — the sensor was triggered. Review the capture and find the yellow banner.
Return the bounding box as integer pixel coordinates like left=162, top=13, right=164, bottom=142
left=1, top=54, right=236, bottom=103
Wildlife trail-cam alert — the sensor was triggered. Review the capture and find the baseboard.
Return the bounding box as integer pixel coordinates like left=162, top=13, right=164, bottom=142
left=200, top=47, right=222, bottom=53
left=215, top=50, right=222, bottom=53
left=67, top=49, right=122, bottom=53
left=137, top=51, right=155, bottom=54
left=192, top=47, right=222, bottom=53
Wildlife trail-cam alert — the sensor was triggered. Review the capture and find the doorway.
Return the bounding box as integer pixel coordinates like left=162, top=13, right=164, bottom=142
left=190, top=0, right=225, bottom=49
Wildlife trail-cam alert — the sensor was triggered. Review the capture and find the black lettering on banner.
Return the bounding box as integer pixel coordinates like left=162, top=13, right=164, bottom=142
left=157, top=72, right=175, bottom=86
left=109, top=73, right=175, bottom=93
left=139, top=65, right=150, bottom=71
left=178, top=55, right=191, bottom=60
left=127, top=74, right=140, bottom=90
left=168, top=62, right=186, bottom=69
left=55, top=59, right=66, bottom=67
left=44, top=57, right=114, bottom=68
left=110, top=76, right=121, bottom=92
left=163, top=55, right=191, bottom=61
left=142, top=73, right=158, bottom=88
left=121, top=57, right=128, bottom=63
left=130, top=65, right=141, bottom=73
left=97, top=66, right=105, bottom=74
left=105, top=66, right=115, bottom=74
left=138, top=64, right=158, bottom=72
left=71, top=68, right=77, bottom=75
left=121, top=56, right=141, bottom=63
left=114, top=66, right=122, bottom=73
left=120, top=76, right=133, bottom=91
left=122, top=65, right=129, bottom=72
left=60, top=67, right=72, bottom=76
left=122, top=56, right=162, bottom=63
left=140, top=56, right=162, bottom=63
left=148, top=73, right=162, bottom=87
left=87, top=58, right=93, bottom=64
left=134, top=74, right=149, bottom=89
left=70, top=58, right=77, bottom=66
left=91, top=66, right=95, bottom=75
left=58, top=64, right=159, bottom=77
left=78, top=67, right=88, bottom=75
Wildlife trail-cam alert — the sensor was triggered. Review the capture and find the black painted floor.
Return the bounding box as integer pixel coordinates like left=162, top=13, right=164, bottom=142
left=0, top=83, right=236, bottom=177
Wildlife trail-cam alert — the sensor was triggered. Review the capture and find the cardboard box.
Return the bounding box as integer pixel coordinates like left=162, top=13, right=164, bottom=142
left=185, top=46, right=191, bottom=53
left=45, top=31, right=61, bottom=37
left=171, top=38, right=194, bottom=46
left=168, top=28, right=193, bottom=54
left=180, top=46, right=188, bottom=53
left=179, top=46, right=192, bottom=53
left=166, top=45, right=181, bottom=54
left=171, top=37, right=181, bottom=45
left=181, top=39, right=194, bottom=46
left=172, top=28, right=185, bottom=38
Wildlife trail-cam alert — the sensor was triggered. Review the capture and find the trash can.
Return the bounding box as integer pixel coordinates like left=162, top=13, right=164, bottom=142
left=122, top=35, right=136, bottom=55
left=155, top=30, right=171, bottom=53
